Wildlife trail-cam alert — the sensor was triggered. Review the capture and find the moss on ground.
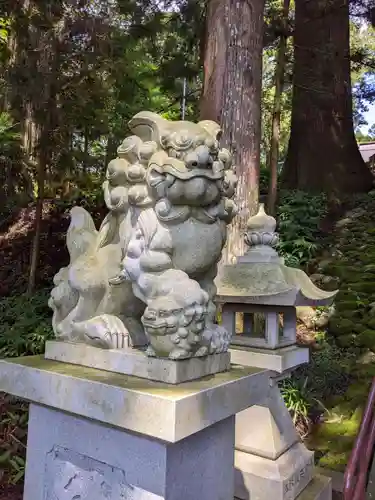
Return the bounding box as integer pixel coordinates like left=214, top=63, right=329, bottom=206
left=304, top=193, right=375, bottom=471
left=308, top=375, right=371, bottom=471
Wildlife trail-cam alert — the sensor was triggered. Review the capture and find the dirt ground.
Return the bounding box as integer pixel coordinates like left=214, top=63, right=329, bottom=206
left=0, top=484, right=23, bottom=500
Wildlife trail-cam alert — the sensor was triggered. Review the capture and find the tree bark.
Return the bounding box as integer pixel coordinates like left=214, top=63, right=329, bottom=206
left=27, top=147, right=45, bottom=295
left=201, top=0, right=265, bottom=263
left=282, top=0, right=373, bottom=195
left=267, top=0, right=290, bottom=216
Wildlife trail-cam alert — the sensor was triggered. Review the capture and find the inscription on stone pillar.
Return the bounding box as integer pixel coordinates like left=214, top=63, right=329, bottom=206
left=45, top=446, right=161, bottom=500
left=283, top=456, right=314, bottom=497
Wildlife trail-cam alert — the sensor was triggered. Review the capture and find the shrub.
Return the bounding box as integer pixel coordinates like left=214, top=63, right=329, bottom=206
left=276, top=190, right=328, bottom=267
left=298, top=342, right=356, bottom=399
left=281, top=338, right=357, bottom=436
left=281, top=377, right=311, bottom=426
left=0, top=289, right=53, bottom=485
left=0, top=290, right=53, bottom=358
left=0, top=397, right=28, bottom=485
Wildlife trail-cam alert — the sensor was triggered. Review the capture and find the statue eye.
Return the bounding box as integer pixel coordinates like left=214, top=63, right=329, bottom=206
left=159, top=310, right=168, bottom=317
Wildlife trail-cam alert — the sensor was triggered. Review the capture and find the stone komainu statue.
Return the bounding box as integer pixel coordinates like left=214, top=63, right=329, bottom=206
left=49, top=111, right=238, bottom=359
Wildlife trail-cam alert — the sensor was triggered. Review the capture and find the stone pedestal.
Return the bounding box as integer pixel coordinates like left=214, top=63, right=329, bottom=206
left=227, top=336, right=331, bottom=500
left=235, top=384, right=314, bottom=500
left=297, top=475, right=332, bottom=500
left=0, top=355, right=269, bottom=500
left=234, top=383, right=331, bottom=500
left=45, top=340, right=231, bottom=384
left=235, top=441, right=314, bottom=500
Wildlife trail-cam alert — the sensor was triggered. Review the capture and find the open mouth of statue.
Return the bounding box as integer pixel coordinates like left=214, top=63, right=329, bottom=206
left=143, top=322, right=178, bottom=335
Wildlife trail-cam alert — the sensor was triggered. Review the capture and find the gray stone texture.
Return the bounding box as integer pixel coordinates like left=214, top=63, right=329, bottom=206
left=49, top=111, right=238, bottom=360
left=297, top=475, right=332, bottom=500
left=24, top=403, right=235, bottom=500
left=45, top=340, right=231, bottom=383
left=229, top=345, right=309, bottom=373
left=234, top=442, right=314, bottom=500
left=0, top=356, right=269, bottom=442
left=235, top=385, right=299, bottom=460
left=233, top=385, right=321, bottom=500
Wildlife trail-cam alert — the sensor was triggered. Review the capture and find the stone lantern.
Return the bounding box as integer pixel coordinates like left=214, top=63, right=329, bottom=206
left=216, top=203, right=338, bottom=373
left=216, top=204, right=338, bottom=500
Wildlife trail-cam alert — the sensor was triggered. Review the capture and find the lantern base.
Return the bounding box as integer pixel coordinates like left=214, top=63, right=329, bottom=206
left=229, top=344, right=309, bottom=373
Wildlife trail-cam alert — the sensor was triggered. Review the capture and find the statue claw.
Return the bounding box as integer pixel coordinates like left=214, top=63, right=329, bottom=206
left=169, top=348, right=192, bottom=360
left=109, top=272, right=129, bottom=285
left=75, top=314, right=130, bottom=349
left=145, top=345, right=157, bottom=357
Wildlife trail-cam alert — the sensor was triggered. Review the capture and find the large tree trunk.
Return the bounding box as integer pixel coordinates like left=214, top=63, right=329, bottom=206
left=201, top=0, right=265, bottom=263
left=282, top=0, right=373, bottom=195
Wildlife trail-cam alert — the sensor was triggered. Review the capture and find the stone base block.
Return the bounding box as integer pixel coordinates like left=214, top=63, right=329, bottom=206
left=45, top=340, right=231, bottom=384
left=0, top=356, right=269, bottom=442
left=0, top=356, right=271, bottom=500
left=234, top=442, right=314, bottom=500
left=24, top=403, right=235, bottom=500
left=235, top=385, right=300, bottom=460
left=230, top=345, right=309, bottom=373
left=297, top=475, right=332, bottom=500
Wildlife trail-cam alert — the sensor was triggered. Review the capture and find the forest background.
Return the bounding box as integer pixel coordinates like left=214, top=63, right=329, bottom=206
left=0, top=0, right=375, bottom=491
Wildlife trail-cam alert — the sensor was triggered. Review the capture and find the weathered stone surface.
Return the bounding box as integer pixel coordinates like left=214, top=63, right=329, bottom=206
left=235, top=385, right=299, bottom=460
left=0, top=356, right=269, bottom=442
left=24, top=403, right=235, bottom=500
left=234, top=442, right=314, bottom=500
left=45, top=340, right=230, bottom=383
left=49, top=111, right=238, bottom=360
left=297, top=475, right=332, bottom=500
left=230, top=345, right=309, bottom=373
left=44, top=445, right=162, bottom=500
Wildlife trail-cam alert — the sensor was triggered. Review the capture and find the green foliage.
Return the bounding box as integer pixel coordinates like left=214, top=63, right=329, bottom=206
left=350, top=21, right=375, bottom=130
left=307, top=360, right=374, bottom=472
left=280, top=342, right=356, bottom=412
left=0, top=396, right=27, bottom=488
left=294, top=340, right=357, bottom=402
left=0, top=17, right=8, bottom=44
left=261, top=41, right=293, bottom=166
left=0, top=290, right=53, bottom=358
left=276, top=190, right=327, bottom=267
left=281, top=337, right=358, bottom=448
left=0, top=112, right=20, bottom=152
left=0, top=290, right=51, bottom=485
left=280, top=377, right=311, bottom=425
left=0, top=398, right=28, bottom=485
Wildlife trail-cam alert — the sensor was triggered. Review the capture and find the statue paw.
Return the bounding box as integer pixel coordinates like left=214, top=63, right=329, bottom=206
left=108, top=271, right=129, bottom=285
left=75, top=314, right=129, bottom=349
left=201, top=324, right=231, bottom=354
left=194, top=345, right=209, bottom=357
left=169, top=348, right=192, bottom=360
left=145, top=345, right=157, bottom=357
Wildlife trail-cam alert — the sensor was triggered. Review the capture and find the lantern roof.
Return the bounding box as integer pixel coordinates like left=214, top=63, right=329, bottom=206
left=216, top=204, right=338, bottom=307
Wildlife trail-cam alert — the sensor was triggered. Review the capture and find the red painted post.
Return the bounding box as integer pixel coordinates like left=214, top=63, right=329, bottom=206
left=344, top=378, right=375, bottom=500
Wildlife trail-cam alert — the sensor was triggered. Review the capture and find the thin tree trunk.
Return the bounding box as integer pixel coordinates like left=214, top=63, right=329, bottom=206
left=27, top=150, right=45, bottom=295
left=282, top=0, right=372, bottom=195
left=83, top=126, right=89, bottom=174
left=104, top=134, right=117, bottom=172
left=267, top=0, right=290, bottom=216
left=201, top=0, right=265, bottom=263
